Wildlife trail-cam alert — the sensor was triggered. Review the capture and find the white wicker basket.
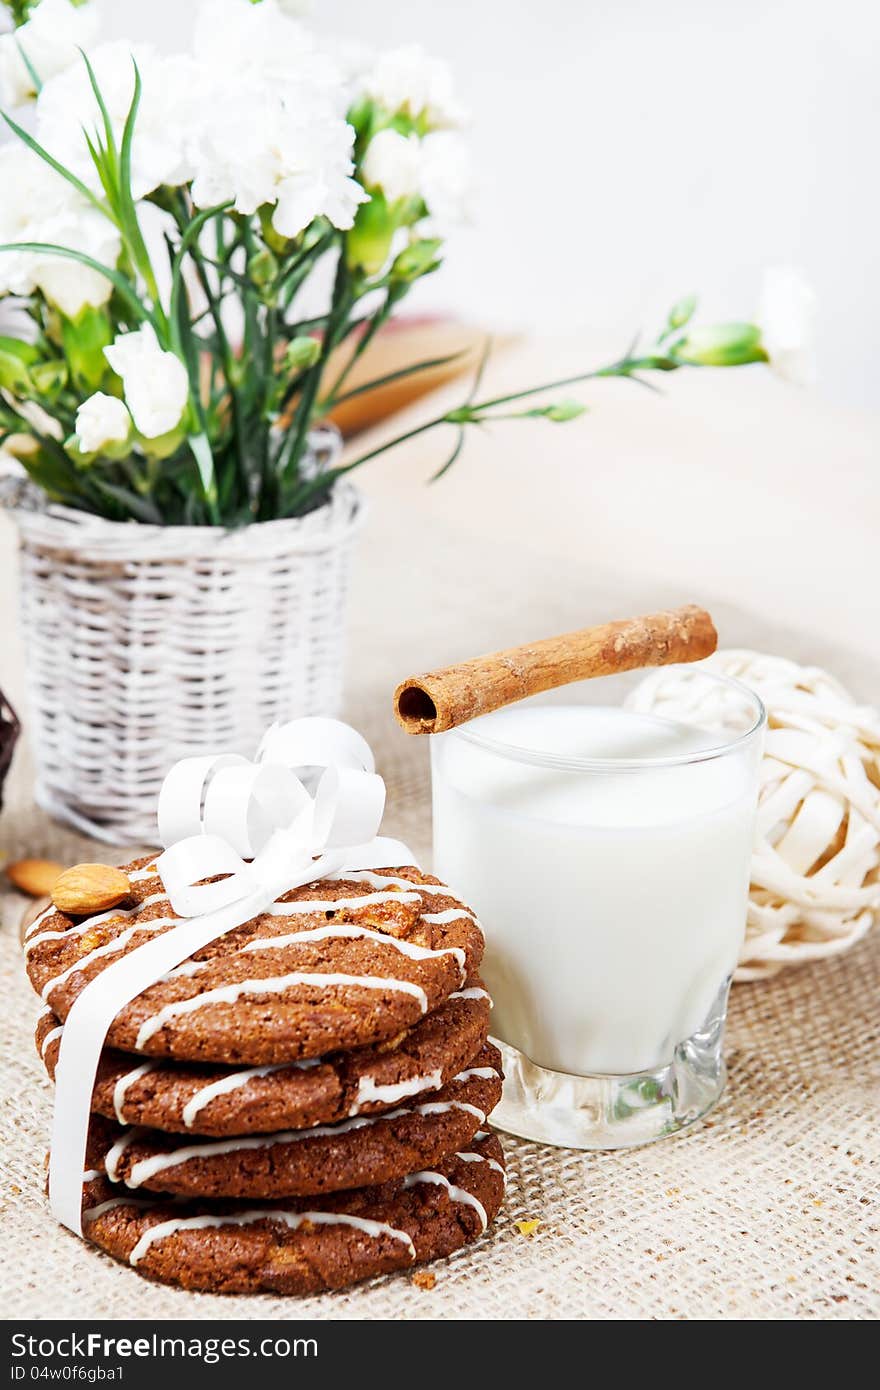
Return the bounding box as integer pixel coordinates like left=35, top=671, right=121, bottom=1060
left=6, top=436, right=365, bottom=844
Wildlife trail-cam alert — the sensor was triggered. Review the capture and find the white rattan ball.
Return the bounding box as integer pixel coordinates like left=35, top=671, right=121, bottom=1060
left=629, top=650, right=880, bottom=979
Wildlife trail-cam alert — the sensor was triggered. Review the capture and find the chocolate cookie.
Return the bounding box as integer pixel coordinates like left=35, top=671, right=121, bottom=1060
left=80, top=1133, right=506, bottom=1294
left=88, top=1044, right=502, bottom=1199
left=37, top=983, right=492, bottom=1136
left=25, top=859, right=483, bottom=1064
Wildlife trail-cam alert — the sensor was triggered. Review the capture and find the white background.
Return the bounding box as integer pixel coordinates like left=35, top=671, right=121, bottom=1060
left=85, top=0, right=880, bottom=411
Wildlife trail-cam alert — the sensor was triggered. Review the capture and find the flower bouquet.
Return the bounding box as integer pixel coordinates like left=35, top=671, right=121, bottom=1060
left=0, top=0, right=806, bottom=841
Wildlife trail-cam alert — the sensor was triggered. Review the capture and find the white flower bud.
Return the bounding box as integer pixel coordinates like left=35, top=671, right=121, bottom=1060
left=361, top=129, right=423, bottom=202
left=104, top=325, right=189, bottom=440
left=758, top=266, right=817, bottom=386
left=75, top=392, right=132, bottom=454
left=363, top=44, right=466, bottom=129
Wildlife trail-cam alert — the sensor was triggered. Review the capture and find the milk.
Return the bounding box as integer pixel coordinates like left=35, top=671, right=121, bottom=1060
left=432, top=704, right=758, bottom=1077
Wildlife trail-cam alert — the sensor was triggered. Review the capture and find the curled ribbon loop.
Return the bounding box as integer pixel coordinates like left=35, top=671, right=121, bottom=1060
left=49, top=718, right=415, bottom=1237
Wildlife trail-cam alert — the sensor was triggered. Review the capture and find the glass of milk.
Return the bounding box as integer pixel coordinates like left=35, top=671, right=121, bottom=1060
left=430, top=665, right=765, bottom=1149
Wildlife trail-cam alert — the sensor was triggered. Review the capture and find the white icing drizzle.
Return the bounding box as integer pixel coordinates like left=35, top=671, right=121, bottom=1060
left=105, top=1129, right=140, bottom=1184
left=82, top=1168, right=102, bottom=1181
left=448, top=987, right=492, bottom=1005
left=161, top=959, right=209, bottom=982
left=115, top=1097, right=484, bottom=1189
left=181, top=1062, right=307, bottom=1130
left=332, top=870, right=467, bottom=901
left=25, top=903, right=59, bottom=940
left=421, top=908, right=480, bottom=927
left=135, top=971, right=429, bottom=1051
left=40, top=917, right=180, bottom=1002
left=403, top=1170, right=488, bottom=1231
left=40, top=1024, right=63, bottom=1059
left=452, top=1066, right=500, bottom=1083
left=270, top=890, right=421, bottom=915
left=127, top=866, right=158, bottom=884
left=82, top=1196, right=154, bottom=1223
left=112, top=1063, right=158, bottom=1124
left=128, top=1209, right=416, bottom=1267
left=26, top=891, right=169, bottom=953
left=454, top=1150, right=507, bottom=1184
left=349, top=1067, right=444, bottom=1115
left=417, top=1100, right=486, bottom=1124
left=243, top=922, right=466, bottom=974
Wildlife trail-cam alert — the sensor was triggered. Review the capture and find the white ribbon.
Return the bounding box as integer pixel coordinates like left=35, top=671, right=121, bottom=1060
left=49, top=718, right=415, bottom=1236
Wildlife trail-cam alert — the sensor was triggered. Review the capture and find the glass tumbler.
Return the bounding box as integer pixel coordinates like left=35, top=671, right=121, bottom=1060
left=430, top=665, right=765, bottom=1149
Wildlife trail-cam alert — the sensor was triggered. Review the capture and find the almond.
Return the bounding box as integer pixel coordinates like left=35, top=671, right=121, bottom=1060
left=52, top=863, right=131, bottom=916
left=6, top=858, right=65, bottom=897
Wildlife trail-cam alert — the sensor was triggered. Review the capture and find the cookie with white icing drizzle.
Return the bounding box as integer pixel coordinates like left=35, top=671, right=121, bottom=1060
left=77, top=1133, right=505, bottom=1294
left=88, top=1043, right=502, bottom=1199
left=25, top=857, right=484, bottom=1064
left=37, top=982, right=492, bottom=1136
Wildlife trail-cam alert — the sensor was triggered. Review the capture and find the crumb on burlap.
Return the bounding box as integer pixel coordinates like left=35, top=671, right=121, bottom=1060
left=412, top=1270, right=437, bottom=1290
left=515, top=1219, right=541, bottom=1237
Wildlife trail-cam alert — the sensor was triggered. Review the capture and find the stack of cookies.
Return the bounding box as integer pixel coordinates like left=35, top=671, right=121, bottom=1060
left=25, top=858, right=506, bottom=1294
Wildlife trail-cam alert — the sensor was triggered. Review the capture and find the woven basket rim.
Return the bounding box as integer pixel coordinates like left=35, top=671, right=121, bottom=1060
left=1, top=426, right=364, bottom=555
left=11, top=478, right=363, bottom=542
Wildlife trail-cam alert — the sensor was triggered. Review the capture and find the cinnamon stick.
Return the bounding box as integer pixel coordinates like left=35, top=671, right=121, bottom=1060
left=393, top=605, right=717, bottom=735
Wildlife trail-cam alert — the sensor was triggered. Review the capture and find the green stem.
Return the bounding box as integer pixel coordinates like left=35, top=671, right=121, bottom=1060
left=331, top=349, right=680, bottom=484
left=175, top=202, right=248, bottom=508
left=273, top=246, right=351, bottom=501
left=320, top=280, right=401, bottom=410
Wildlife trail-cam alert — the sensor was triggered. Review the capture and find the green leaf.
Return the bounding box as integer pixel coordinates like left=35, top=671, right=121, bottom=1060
left=518, top=399, right=587, bottom=422
left=118, top=58, right=141, bottom=212
left=0, top=347, right=32, bottom=393
left=91, top=478, right=163, bottom=524
left=169, top=202, right=234, bottom=335
left=79, top=47, right=119, bottom=182
left=430, top=425, right=466, bottom=481
left=14, top=36, right=42, bottom=96
left=188, top=432, right=219, bottom=518
left=0, top=110, right=113, bottom=224
left=329, top=350, right=467, bottom=408
left=60, top=305, right=113, bottom=392
left=0, top=335, right=40, bottom=365
left=0, top=241, right=149, bottom=323
left=391, top=238, right=443, bottom=282
left=30, top=360, right=68, bottom=396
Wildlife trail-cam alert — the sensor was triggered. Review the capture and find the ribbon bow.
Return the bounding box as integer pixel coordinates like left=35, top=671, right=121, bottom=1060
left=157, top=717, right=407, bottom=920
left=49, top=719, right=414, bottom=1236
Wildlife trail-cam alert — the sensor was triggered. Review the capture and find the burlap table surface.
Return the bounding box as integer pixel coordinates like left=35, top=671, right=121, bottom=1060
left=2, top=352, right=879, bottom=1319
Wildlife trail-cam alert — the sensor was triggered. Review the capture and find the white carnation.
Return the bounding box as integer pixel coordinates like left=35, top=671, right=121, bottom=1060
left=104, top=324, right=189, bottom=440
left=0, top=143, right=121, bottom=317
left=362, top=44, right=466, bottom=129
left=187, top=1, right=364, bottom=237
left=75, top=392, right=132, bottom=453
left=35, top=42, right=202, bottom=199
left=361, top=129, right=422, bottom=203
left=194, top=0, right=340, bottom=102
left=191, top=83, right=366, bottom=238
left=758, top=266, right=817, bottom=386
left=418, top=132, right=473, bottom=227
left=0, top=0, right=99, bottom=106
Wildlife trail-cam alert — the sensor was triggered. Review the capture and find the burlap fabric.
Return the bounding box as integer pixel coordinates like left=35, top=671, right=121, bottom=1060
left=2, top=724, right=879, bottom=1320
left=2, top=353, right=879, bottom=1319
